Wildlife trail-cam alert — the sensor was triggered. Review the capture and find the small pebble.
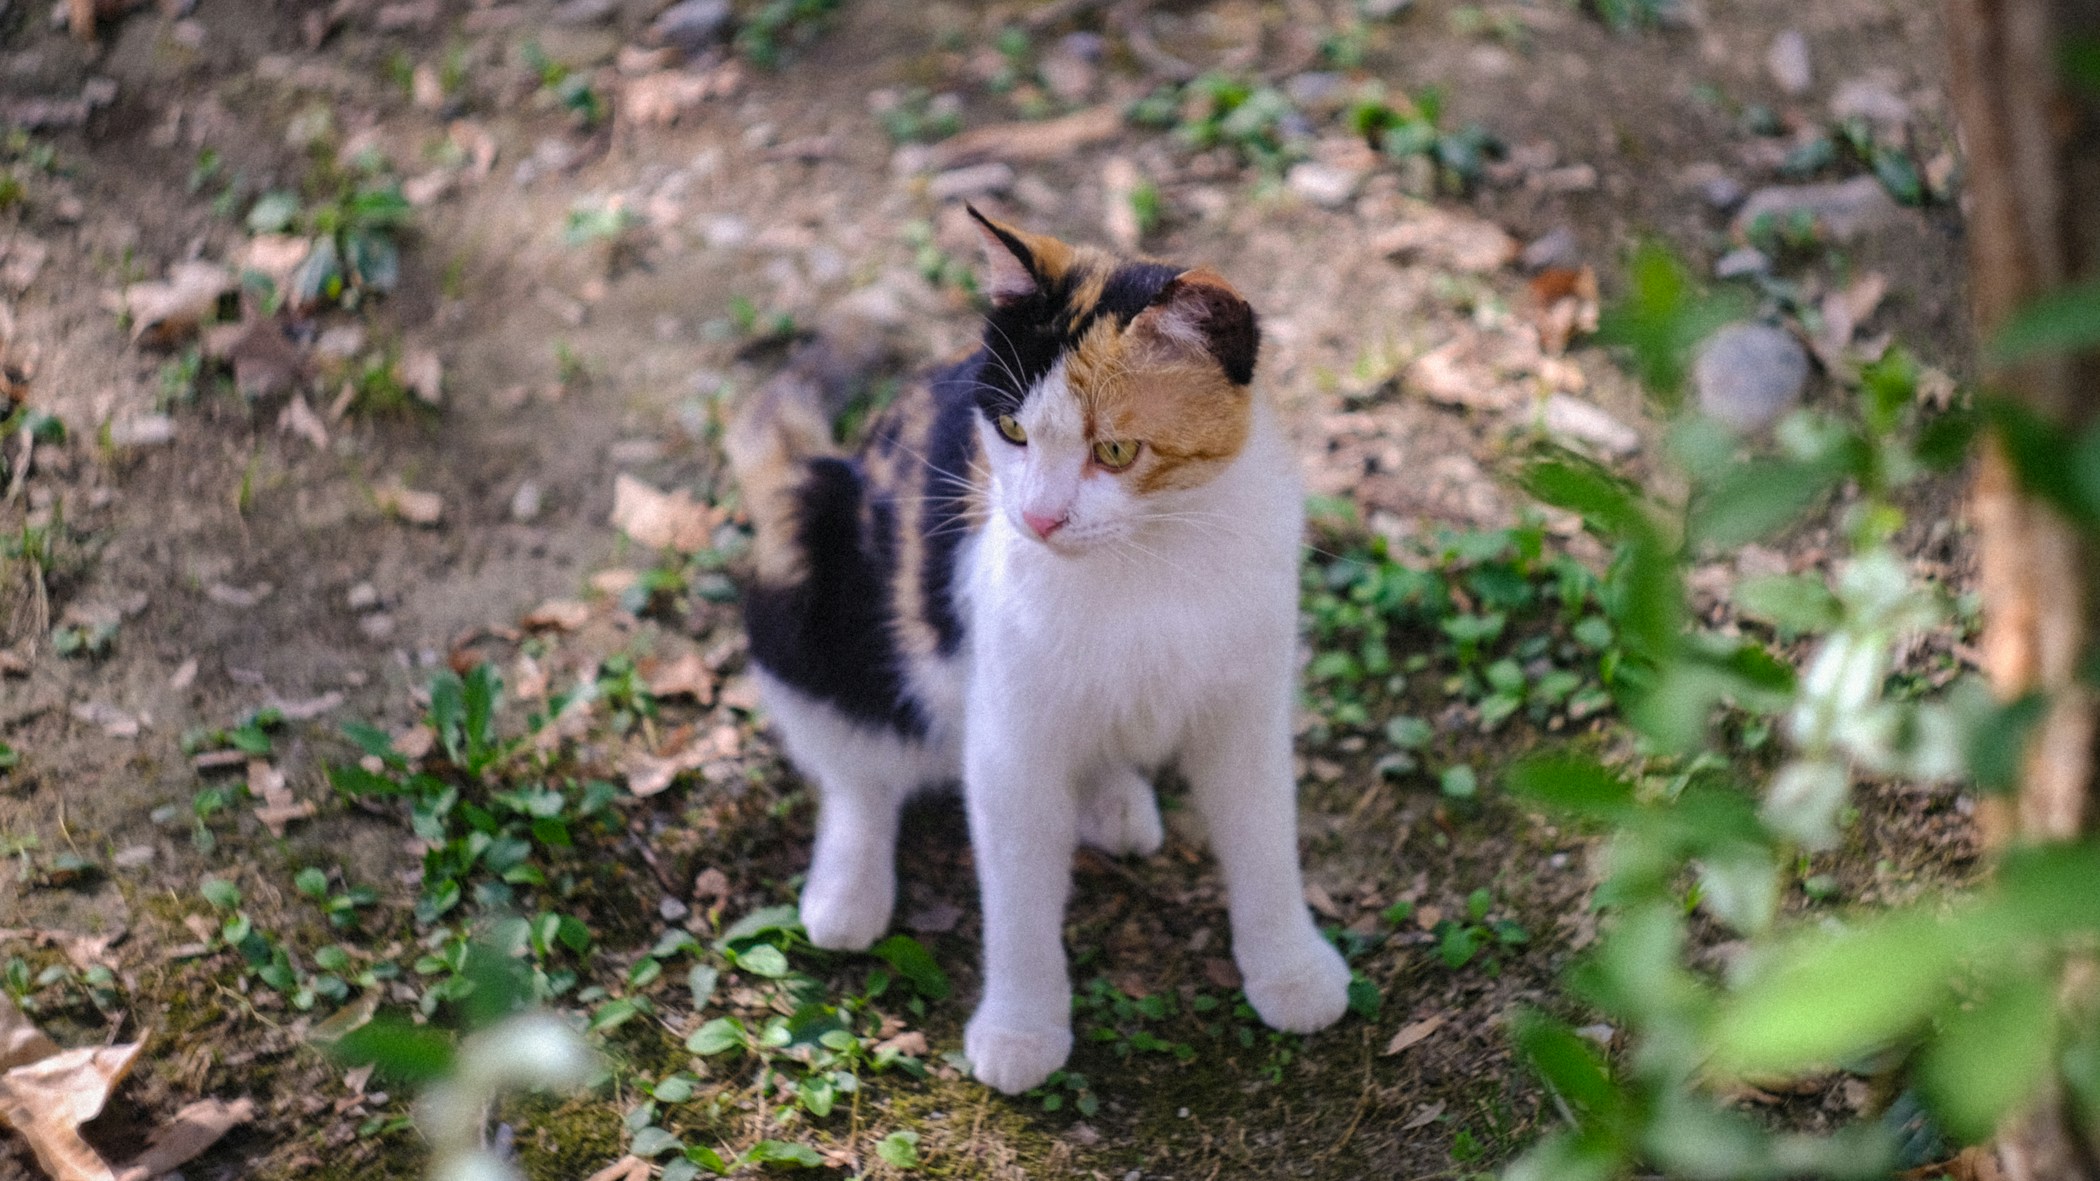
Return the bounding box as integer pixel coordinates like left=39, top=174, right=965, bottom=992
left=1765, top=28, right=1811, bottom=96
left=646, top=0, right=732, bottom=55
left=347, top=582, right=380, bottom=612
left=1694, top=322, right=1810, bottom=433
left=1519, top=225, right=1580, bottom=272
left=1713, top=247, right=1771, bottom=279
left=1285, top=161, right=1360, bottom=209
left=510, top=480, right=544, bottom=523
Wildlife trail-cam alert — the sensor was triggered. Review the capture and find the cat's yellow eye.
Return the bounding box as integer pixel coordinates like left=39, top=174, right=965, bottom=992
left=1092, top=439, right=1141, bottom=470
left=995, top=414, right=1028, bottom=445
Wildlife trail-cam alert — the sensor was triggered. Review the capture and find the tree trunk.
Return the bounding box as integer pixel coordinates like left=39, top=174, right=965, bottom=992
left=1945, top=0, right=2100, bottom=1175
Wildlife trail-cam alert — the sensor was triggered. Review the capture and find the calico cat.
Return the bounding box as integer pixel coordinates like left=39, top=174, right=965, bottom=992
left=727, top=207, right=1350, bottom=1094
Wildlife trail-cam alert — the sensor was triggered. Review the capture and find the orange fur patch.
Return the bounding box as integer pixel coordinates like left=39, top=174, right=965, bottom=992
left=1065, top=288, right=1253, bottom=495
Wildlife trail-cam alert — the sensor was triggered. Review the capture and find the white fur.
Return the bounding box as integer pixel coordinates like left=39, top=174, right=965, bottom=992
left=755, top=381, right=1348, bottom=1095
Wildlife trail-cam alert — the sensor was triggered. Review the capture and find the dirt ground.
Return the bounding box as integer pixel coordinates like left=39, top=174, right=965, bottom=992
left=0, top=0, right=1975, bottom=1177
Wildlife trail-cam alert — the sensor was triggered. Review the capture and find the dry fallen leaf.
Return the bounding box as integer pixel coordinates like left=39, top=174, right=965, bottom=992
left=620, top=70, right=723, bottom=127
left=1383, top=1014, right=1446, bottom=1056
left=396, top=349, right=442, bottom=405
left=584, top=1155, right=652, bottom=1181
left=122, top=261, right=233, bottom=347
left=374, top=480, right=444, bottom=527
left=1372, top=204, right=1519, bottom=274
left=0, top=1033, right=143, bottom=1181
left=242, top=235, right=311, bottom=288
left=925, top=104, right=1123, bottom=170
left=522, top=600, right=592, bottom=632
left=644, top=652, right=715, bottom=703
left=203, top=316, right=307, bottom=400
left=0, top=997, right=60, bottom=1072
left=1404, top=338, right=1511, bottom=411
left=623, top=726, right=738, bottom=797
left=249, top=759, right=314, bottom=838
left=113, top=1096, right=256, bottom=1181
left=610, top=474, right=715, bottom=551
left=277, top=393, right=330, bottom=449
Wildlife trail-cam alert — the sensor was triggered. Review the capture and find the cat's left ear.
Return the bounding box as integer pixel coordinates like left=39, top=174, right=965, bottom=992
left=1131, top=268, right=1260, bottom=386
left=966, top=205, right=1075, bottom=307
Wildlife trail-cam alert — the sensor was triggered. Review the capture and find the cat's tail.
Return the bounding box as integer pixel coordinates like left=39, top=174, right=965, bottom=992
left=725, top=307, right=892, bottom=583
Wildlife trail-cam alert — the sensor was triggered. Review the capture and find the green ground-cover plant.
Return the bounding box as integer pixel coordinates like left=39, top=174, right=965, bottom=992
left=245, top=156, right=413, bottom=311
left=1489, top=244, right=2100, bottom=1179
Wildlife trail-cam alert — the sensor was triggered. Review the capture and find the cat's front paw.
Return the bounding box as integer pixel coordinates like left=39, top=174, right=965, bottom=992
left=1076, top=769, right=1164, bottom=858
left=799, top=874, right=892, bottom=952
left=1242, top=937, right=1351, bottom=1034
left=964, top=1010, right=1073, bottom=1095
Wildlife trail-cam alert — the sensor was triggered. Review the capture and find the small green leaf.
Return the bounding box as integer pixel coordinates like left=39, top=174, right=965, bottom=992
left=688, top=964, right=720, bottom=1009
left=875, top=1130, right=920, bottom=1169
left=686, top=1017, right=745, bottom=1055
left=743, top=1139, right=822, bottom=1167
left=718, top=904, right=802, bottom=946
left=735, top=944, right=790, bottom=979
left=631, top=1126, right=684, bottom=1158
left=1346, top=975, right=1381, bottom=1020
left=200, top=878, right=242, bottom=910
left=294, top=867, right=329, bottom=898
left=870, top=935, right=950, bottom=1000
left=1439, top=765, right=1478, bottom=799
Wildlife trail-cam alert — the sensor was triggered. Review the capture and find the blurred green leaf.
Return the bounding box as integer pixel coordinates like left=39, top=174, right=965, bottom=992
left=1690, top=458, right=1842, bottom=548
left=332, top=1012, right=456, bottom=1085
left=1506, top=754, right=1637, bottom=820
left=1513, top=1011, right=1625, bottom=1131
left=1918, top=974, right=2057, bottom=1145
left=875, top=1130, right=920, bottom=1169
left=1596, top=242, right=1747, bottom=406
left=1735, top=573, right=1841, bottom=633
left=1989, top=278, right=2100, bottom=365
left=1712, top=912, right=1961, bottom=1074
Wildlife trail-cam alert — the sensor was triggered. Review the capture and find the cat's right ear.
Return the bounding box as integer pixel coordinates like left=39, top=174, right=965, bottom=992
left=966, top=205, right=1071, bottom=307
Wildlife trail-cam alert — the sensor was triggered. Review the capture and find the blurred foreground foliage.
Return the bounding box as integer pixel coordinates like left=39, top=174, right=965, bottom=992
left=1501, top=244, right=2100, bottom=1179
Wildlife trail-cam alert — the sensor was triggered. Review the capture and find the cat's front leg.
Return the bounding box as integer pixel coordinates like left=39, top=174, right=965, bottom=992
left=961, top=732, right=1079, bottom=1094
left=1182, top=693, right=1350, bottom=1035
left=799, top=772, right=905, bottom=951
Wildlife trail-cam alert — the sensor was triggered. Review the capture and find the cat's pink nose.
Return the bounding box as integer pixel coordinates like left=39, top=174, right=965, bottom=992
left=1022, top=510, right=1067, bottom=540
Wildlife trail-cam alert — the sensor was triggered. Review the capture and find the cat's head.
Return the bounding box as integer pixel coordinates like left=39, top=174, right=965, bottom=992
left=965, top=206, right=1261, bottom=555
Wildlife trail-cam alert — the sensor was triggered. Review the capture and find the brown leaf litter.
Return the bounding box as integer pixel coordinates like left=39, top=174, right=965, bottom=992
left=0, top=996, right=254, bottom=1181
left=248, top=759, right=314, bottom=838
left=610, top=475, right=716, bottom=551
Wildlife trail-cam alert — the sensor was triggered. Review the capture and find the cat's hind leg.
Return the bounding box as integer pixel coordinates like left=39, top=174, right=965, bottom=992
left=1076, top=766, right=1164, bottom=858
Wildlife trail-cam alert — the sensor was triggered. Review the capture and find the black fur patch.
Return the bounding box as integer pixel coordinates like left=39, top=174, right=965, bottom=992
left=920, top=359, right=986, bottom=656
left=1097, top=262, right=1184, bottom=325
left=742, top=457, right=925, bottom=736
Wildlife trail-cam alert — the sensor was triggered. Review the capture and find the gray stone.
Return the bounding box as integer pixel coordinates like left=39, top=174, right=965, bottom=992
left=1694, top=322, right=1810, bottom=433
left=1519, top=225, right=1580, bottom=272
left=1286, top=161, right=1361, bottom=208
left=550, top=0, right=618, bottom=24
left=510, top=480, right=543, bottom=523
left=1713, top=247, right=1771, bottom=279
left=1733, top=175, right=1901, bottom=243
left=1765, top=29, right=1811, bottom=96
left=647, top=0, right=732, bottom=55
left=1697, top=173, right=1746, bottom=211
